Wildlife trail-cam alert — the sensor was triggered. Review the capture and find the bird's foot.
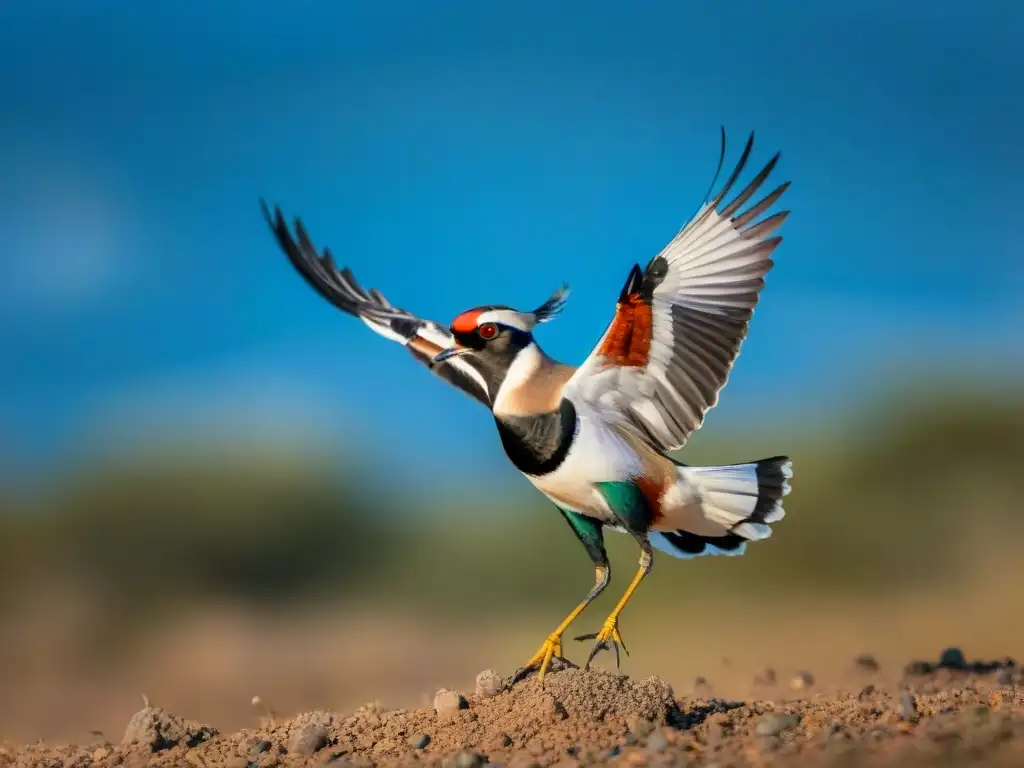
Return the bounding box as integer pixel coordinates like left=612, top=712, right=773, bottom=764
left=574, top=615, right=629, bottom=669
left=508, top=633, right=578, bottom=688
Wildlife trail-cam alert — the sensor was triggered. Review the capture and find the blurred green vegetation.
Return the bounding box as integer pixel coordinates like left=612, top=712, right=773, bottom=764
left=1, top=383, right=1022, bottom=630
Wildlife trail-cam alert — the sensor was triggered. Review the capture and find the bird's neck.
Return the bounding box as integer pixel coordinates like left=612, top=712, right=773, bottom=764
left=492, top=342, right=575, bottom=417
left=494, top=397, right=578, bottom=477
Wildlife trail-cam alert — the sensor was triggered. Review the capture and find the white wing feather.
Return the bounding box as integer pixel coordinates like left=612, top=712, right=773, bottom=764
left=563, top=131, right=790, bottom=451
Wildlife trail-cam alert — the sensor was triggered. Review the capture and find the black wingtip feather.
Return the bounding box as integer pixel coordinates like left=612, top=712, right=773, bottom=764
left=712, top=131, right=756, bottom=210
left=619, top=264, right=645, bottom=302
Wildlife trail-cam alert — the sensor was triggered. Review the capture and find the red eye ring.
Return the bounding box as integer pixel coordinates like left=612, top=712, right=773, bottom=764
left=478, top=323, right=498, bottom=340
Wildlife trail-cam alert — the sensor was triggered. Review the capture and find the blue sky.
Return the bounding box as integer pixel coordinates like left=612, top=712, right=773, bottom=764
left=1, top=0, right=1022, bottom=482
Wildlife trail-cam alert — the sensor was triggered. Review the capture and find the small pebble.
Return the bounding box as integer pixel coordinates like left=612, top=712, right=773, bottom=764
left=606, top=746, right=622, bottom=757
left=451, top=750, right=486, bottom=768
left=826, top=721, right=847, bottom=740
left=410, top=734, right=431, bottom=749
left=755, top=713, right=800, bottom=737
left=92, top=747, right=109, bottom=762
left=694, top=675, right=710, bottom=690
left=434, top=689, right=469, bottom=720
left=858, top=684, right=876, bottom=697
left=250, top=740, right=271, bottom=754
left=288, top=724, right=329, bottom=756
left=754, top=667, right=777, bottom=686
left=646, top=729, right=669, bottom=754
left=904, top=660, right=933, bottom=676
left=627, top=715, right=654, bottom=737
left=475, top=669, right=503, bottom=698
left=938, top=647, right=966, bottom=669
left=501, top=734, right=513, bottom=747
left=898, top=691, right=919, bottom=722
left=790, top=670, right=815, bottom=691
left=995, top=667, right=1015, bottom=686
left=854, top=653, right=880, bottom=673
left=869, top=725, right=892, bottom=741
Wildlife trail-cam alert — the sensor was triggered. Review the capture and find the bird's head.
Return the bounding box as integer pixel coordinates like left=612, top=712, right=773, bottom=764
left=432, top=285, right=570, bottom=392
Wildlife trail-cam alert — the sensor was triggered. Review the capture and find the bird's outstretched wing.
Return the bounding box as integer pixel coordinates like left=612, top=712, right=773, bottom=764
left=261, top=201, right=491, bottom=407
left=562, top=129, right=790, bottom=452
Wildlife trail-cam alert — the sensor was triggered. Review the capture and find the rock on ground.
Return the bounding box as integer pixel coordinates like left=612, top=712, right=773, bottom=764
left=2, top=661, right=1024, bottom=767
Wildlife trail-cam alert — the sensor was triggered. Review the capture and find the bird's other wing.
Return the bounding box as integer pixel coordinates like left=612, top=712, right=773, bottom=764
left=261, top=201, right=491, bottom=407
left=561, top=129, right=790, bottom=452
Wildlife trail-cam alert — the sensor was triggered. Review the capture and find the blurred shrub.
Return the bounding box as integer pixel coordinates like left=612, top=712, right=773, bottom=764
left=0, top=448, right=390, bottom=618
left=0, top=384, right=1021, bottom=624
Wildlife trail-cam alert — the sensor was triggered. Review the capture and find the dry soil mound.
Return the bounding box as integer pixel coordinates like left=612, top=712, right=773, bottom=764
left=3, top=655, right=1023, bottom=767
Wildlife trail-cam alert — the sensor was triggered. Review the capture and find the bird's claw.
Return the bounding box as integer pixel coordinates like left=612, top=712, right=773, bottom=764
left=508, top=633, right=578, bottom=689
left=574, top=617, right=629, bottom=669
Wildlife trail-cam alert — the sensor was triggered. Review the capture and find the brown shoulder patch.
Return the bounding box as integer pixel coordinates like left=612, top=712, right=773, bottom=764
left=635, top=472, right=667, bottom=525
left=610, top=422, right=674, bottom=526
left=597, top=294, right=653, bottom=368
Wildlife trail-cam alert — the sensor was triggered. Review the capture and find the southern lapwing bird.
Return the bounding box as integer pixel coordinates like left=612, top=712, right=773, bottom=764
left=261, top=128, right=793, bottom=686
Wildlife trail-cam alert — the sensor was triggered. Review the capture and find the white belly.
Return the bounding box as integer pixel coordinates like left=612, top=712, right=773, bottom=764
left=526, top=400, right=641, bottom=522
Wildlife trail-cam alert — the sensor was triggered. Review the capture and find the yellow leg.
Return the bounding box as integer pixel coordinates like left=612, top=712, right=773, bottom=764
left=510, top=565, right=610, bottom=687
left=575, top=543, right=652, bottom=668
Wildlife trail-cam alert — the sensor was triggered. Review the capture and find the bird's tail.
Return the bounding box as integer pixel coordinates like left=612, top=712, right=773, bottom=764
left=650, top=456, right=793, bottom=559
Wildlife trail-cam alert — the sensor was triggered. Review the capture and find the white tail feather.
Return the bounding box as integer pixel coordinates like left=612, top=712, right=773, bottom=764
left=653, top=456, right=792, bottom=560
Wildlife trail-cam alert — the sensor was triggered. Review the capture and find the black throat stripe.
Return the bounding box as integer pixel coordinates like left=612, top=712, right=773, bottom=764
left=493, top=398, right=578, bottom=477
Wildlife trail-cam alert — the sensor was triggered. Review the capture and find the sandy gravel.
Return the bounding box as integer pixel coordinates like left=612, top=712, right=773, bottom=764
left=2, top=651, right=1021, bottom=767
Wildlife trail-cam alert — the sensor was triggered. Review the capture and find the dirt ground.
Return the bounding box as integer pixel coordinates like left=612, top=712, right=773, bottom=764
left=3, top=649, right=1021, bottom=768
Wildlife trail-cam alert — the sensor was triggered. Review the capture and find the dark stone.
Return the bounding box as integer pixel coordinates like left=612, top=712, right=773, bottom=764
left=854, top=653, right=880, bottom=673
left=904, top=660, right=934, bottom=676
left=250, top=740, right=272, bottom=754
left=938, top=647, right=967, bottom=669
left=289, top=725, right=330, bottom=756
left=410, top=734, right=431, bottom=749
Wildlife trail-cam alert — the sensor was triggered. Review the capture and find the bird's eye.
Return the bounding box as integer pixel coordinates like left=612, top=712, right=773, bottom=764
left=478, top=323, right=498, bottom=340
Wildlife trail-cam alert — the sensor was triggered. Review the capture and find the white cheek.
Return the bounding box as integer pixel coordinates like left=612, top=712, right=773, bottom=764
left=449, top=358, right=490, bottom=398
left=492, top=343, right=543, bottom=414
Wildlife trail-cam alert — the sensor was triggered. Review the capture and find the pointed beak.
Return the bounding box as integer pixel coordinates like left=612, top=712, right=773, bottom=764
left=432, top=345, right=470, bottom=364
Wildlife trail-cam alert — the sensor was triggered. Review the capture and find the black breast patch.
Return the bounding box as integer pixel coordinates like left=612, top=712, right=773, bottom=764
left=494, top=398, right=578, bottom=476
